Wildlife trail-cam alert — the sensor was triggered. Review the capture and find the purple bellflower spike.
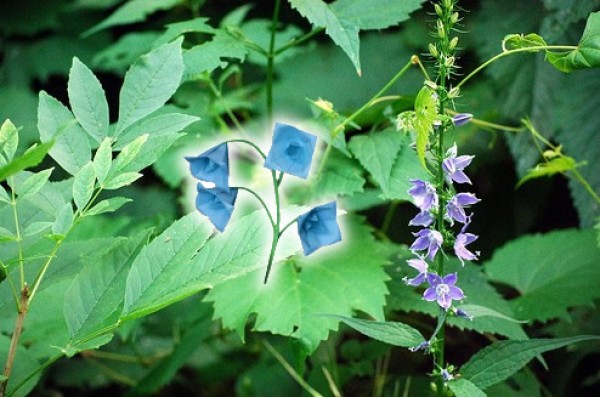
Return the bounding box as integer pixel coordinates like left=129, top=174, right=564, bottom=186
left=264, top=122, right=317, bottom=179
left=297, top=201, right=342, bottom=255
left=408, top=179, right=438, bottom=211
left=409, top=211, right=435, bottom=227
left=454, top=231, right=480, bottom=265
left=452, top=113, right=473, bottom=127
left=442, top=144, right=474, bottom=184
left=186, top=143, right=230, bottom=187
left=423, top=273, right=465, bottom=310
left=411, top=228, right=443, bottom=261
left=446, top=192, right=480, bottom=225
left=404, top=256, right=429, bottom=286
left=195, top=183, right=238, bottom=232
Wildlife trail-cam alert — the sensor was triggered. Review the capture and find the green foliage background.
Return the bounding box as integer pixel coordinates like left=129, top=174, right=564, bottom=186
left=1, top=0, right=600, bottom=396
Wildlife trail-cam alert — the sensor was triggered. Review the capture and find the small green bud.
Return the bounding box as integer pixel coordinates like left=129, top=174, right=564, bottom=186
left=434, top=4, right=443, bottom=17
left=444, top=56, right=455, bottom=68
left=436, top=20, right=445, bottom=38
left=449, top=36, right=459, bottom=50
left=443, top=0, right=453, bottom=11
left=425, top=80, right=438, bottom=90
left=451, top=12, right=460, bottom=24
left=429, top=43, right=439, bottom=58
left=448, top=86, right=460, bottom=98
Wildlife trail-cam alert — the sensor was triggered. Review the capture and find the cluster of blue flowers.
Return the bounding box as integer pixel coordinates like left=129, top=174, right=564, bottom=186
left=405, top=141, right=480, bottom=312
left=185, top=122, right=342, bottom=265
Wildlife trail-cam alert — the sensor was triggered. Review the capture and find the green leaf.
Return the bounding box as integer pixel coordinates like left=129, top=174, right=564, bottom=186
left=0, top=185, right=9, bottom=203
left=0, top=226, right=15, bottom=242
left=289, top=0, right=423, bottom=74
left=516, top=156, right=578, bottom=188
left=86, top=197, right=132, bottom=216
left=484, top=229, right=600, bottom=322
left=83, top=0, right=181, bottom=37
left=153, top=17, right=215, bottom=48
left=67, top=57, right=109, bottom=143
left=16, top=167, right=54, bottom=198
left=116, top=113, right=198, bottom=148
left=547, top=12, right=600, bottom=72
left=387, top=137, right=429, bottom=201
left=502, top=33, right=547, bottom=51
left=448, top=378, right=487, bottom=397
left=0, top=141, right=54, bottom=183
left=73, top=162, right=96, bottom=211
left=102, top=172, right=142, bottom=190
left=93, top=138, right=112, bottom=184
left=331, top=315, right=425, bottom=348
left=313, top=150, right=365, bottom=199
left=64, top=233, right=147, bottom=342
left=461, top=335, right=600, bottom=389
left=0, top=334, right=42, bottom=397
left=52, top=202, right=74, bottom=236
left=182, top=31, right=248, bottom=80
left=414, top=86, right=437, bottom=171
left=206, top=216, right=390, bottom=353
left=122, top=211, right=272, bottom=320
left=115, top=38, right=184, bottom=136
left=92, top=32, right=159, bottom=74
left=458, top=304, right=527, bottom=324
left=0, top=119, right=19, bottom=161
left=38, top=91, right=92, bottom=175
left=349, top=129, right=402, bottom=196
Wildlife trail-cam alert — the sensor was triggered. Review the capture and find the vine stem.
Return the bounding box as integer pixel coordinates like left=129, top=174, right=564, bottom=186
left=315, top=58, right=415, bottom=177
left=266, top=0, right=282, bottom=122
left=456, top=45, right=577, bottom=89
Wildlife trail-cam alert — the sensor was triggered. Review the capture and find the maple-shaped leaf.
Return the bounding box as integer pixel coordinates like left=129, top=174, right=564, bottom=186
left=205, top=215, right=390, bottom=353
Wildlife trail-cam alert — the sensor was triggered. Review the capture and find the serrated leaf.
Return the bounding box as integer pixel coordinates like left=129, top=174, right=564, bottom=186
left=0, top=119, right=18, bottom=161
left=115, top=38, right=184, bottom=136
left=387, top=137, right=429, bottom=200
left=64, top=233, right=147, bottom=342
left=93, top=138, right=112, bottom=184
left=182, top=31, right=248, bottom=80
left=103, top=172, right=142, bottom=190
left=92, top=32, right=159, bottom=73
left=0, top=141, right=54, bottom=183
left=52, top=202, right=74, bottom=235
left=461, top=335, right=600, bottom=389
left=484, top=229, right=600, bottom=322
left=206, top=216, right=390, bottom=353
left=153, top=17, right=215, bottom=48
left=289, top=0, right=423, bottom=73
left=503, top=33, right=547, bottom=51
left=516, top=156, right=578, bottom=188
left=313, top=150, right=365, bottom=199
left=448, top=378, right=487, bottom=397
left=458, top=304, right=527, bottom=324
left=38, top=91, right=91, bottom=175
left=86, top=197, right=132, bottom=216
left=83, top=0, right=181, bottom=37
left=331, top=315, right=425, bottom=348
left=116, top=113, right=198, bottom=148
left=349, top=129, right=402, bottom=196
left=68, top=57, right=109, bottom=142
left=16, top=168, right=53, bottom=198
left=121, top=211, right=273, bottom=320
left=546, top=12, right=600, bottom=72
left=73, top=162, right=96, bottom=211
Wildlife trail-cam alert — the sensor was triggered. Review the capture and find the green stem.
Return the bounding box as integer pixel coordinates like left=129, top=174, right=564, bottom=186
left=226, top=139, right=267, bottom=159
left=381, top=201, right=399, bottom=235
left=264, top=170, right=282, bottom=284
left=571, top=168, right=600, bottom=204
left=238, top=186, right=276, bottom=228
left=266, top=0, right=282, bottom=122
left=274, top=27, right=324, bottom=56
left=456, top=45, right=577, bottom=89
left=206, top=78, right=246, bottom=133
left=9, top=178, right=25, bottom=291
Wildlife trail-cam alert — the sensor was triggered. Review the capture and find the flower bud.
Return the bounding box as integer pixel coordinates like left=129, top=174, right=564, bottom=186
left=444, top=56, right=455, bottom=68
left=448, top=86, right=460, bottom=99
left=428, top=43, right=439, bottom=58
left=436, top=20, right=445, bottom=38
left=434, top=4, right=443, bottom=17
left=425, top=80, right=438, bottom=90
left=449, top=36, right=459, bottom=50
left=452, top=113, right=473, bottom=126
left=451, top=12, right=460, bottom=24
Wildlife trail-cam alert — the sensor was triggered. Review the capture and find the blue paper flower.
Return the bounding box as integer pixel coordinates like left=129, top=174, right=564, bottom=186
left=195, top=183, right=238, bottom=232
left=297, top=201, right=341, bottom=255
left=264, top=123, right=317, bottom=179
left=186, top=143, right=230, bottom=187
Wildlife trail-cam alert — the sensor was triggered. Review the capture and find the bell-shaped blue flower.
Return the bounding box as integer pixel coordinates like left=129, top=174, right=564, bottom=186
left=297, top=201, right=341, bottom=255
left=264, top=123, right=317, bottom=179
left=186, top=143, right=230, bottom=187
left=195, top=183, right=238, bottom=232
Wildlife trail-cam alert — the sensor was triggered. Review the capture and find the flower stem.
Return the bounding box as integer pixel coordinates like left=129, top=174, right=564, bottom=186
left=237, top=187, right=276, bottom=228
left=266, top=0, right=282, bottom=122
left=264, top=170, right=283, bottom=284
left=227, top=138, right=268, bottom=159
